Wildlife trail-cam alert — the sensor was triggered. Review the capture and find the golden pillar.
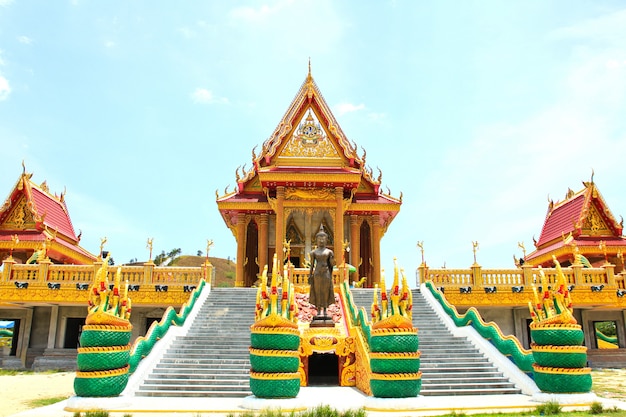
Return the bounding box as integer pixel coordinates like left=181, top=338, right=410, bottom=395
left=350, top=215, right=360, bottom=279
left=236, top=212, right=246, bottom=287
left=274, top=186, right=285, bottom=272
left=258, top=213, right=269, bottom=271
left=372, top=214, right=381, bottom=285
left=335, top=187, right=344, bottom=260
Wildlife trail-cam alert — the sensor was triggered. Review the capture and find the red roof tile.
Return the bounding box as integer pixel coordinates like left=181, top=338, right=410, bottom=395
left=30, top=186, right=78, bottom=242
left=535, top=194, right=585, bottom=247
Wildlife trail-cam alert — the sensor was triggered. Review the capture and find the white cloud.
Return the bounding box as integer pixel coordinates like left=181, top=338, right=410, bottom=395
left=17, top=36, right=33, bottom=45
left=0, top=75, right=10, bottom=101
left=334, top=102, right=365, bottom=116
left=0, top=0, right=14, bottom=6
left=191, top=88, right=229, bottom=104
left=103, top=40, right=115, bottom=48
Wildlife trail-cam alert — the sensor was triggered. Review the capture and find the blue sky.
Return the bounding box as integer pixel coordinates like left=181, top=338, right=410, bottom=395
left=1, top=1, right=626, bottom=280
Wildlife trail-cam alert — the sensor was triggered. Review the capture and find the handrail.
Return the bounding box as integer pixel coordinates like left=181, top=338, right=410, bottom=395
left=424, top=281, right=535, bottom=373
left=128, top=279, right=206, bottom=373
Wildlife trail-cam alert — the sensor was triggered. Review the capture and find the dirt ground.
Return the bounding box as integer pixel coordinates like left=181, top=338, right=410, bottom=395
left=0, top=372, right=74, bottom=417
left=0, top=369, right=624, bottom=417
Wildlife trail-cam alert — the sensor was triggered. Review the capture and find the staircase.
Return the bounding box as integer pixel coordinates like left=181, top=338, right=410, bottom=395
left=136, top=286, right=521, bottom=397
left=135, top=287, right=257, bottom=397
left=350, top=288, right=521, bottom=396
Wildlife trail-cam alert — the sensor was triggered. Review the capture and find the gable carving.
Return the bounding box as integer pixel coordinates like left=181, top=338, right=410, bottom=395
left=280, top=110, right=340, bottom=159
left=1, top=197, right=36, bottom=230
left=582, top=204, right=611, bottom=236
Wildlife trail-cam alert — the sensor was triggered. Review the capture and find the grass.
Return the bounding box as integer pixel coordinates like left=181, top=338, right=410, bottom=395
left=25, top=395, right=69, bottom=408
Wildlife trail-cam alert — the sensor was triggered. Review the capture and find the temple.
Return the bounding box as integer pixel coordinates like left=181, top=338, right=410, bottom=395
left=1, top=69, right=625, bottom=377
left=524, top=177, right=626, bottom=270
left=0, top=167, right=96, bottom=265
left=216, top=67, right=401, bottom=287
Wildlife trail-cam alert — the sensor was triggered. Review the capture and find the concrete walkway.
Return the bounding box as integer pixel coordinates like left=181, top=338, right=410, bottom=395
left=10, top=387, right=626, bottom=417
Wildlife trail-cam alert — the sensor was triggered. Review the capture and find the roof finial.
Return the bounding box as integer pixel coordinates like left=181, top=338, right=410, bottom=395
left=22, top=160, right=26, bottom=175
left=308, top=57, right=311, bottom=77
left=590, top=168, right=595, bottom=184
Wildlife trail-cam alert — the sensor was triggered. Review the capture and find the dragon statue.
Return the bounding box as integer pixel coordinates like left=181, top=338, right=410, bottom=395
left=74, top=255, right=133, bottom=397
left=368, top=259, right=421, bottom=398
left=528, top=256, right=592, bottom=393
left=249, top=254, right=301, bottom=398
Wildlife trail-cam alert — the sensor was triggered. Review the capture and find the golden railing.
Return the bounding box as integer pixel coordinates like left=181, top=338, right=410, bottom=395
left=283, top=265, right=348, bottom=287
left=1, top=259, right=211, bottom=287
left=421, top=263, right=618, bottom=290
left=418, top=261, right=626, bottom=307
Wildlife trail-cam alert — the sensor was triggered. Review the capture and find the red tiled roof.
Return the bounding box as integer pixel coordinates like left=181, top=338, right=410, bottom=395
left=527, top=237, right=626, bottom=261
left=30, top=186, right=78, bottom=242
left=535, top=194, right=585, bottom=248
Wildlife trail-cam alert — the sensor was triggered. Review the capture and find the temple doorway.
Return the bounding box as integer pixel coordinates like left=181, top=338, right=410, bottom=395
left=64, top=317, right=84, bottom=348
left=308, top=352, right=339, bottom=386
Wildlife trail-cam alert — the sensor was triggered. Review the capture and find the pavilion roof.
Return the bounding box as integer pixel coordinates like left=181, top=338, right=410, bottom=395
left=0, top=169, right=97, bottom=264
left=525, top=179, right=625, bottom=264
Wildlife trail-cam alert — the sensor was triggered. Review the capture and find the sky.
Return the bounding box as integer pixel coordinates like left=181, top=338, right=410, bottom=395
left=1, top=1, right=626, bottom=282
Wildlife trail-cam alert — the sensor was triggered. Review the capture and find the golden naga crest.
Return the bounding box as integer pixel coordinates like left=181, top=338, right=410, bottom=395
left=371, top=258, right=413, bottom=329
left=86, top=254, right=132, bottom=327
left=252, top=254, right=298, bottom=329
left=528, top=256, right=576, bottom=325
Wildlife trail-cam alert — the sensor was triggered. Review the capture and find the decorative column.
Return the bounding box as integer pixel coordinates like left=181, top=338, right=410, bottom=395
left=335, top=187, right=344, bottom=260
left=274, top=187, right=285, bottom=271
left=350, top=215, right=360, bottom=279
left=372, top=214, right=381, bottom=285
left=47, top=305, right=59, bottom=349
left=304, top=209, right=313, bottom=260
left=236, top=212, right=246, bottom=287
left=258, top=214, right=269, bottom=271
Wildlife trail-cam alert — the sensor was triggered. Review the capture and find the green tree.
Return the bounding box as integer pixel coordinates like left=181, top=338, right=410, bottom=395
left=154, top=248, right=181, bottom=266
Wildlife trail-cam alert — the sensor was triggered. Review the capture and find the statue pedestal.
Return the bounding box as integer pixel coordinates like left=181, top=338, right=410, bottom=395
left=310, top=315, right=333, bottom=328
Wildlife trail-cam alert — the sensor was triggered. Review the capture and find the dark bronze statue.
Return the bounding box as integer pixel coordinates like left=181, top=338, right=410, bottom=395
left=308, top=225, right=335, bottom=317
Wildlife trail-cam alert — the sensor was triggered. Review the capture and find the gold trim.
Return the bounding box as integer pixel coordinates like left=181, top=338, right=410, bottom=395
left=530, top=344, right=587, bottom=353
left=249, top=371, right=300, bottom=380
left=77, top=344, right=130, bottom=354
left=532, top=364, right=591, bottom=375
left=370, top=371, right=422, bottom=380
left=249, top=348, right=300, bottom=357
left=75, top=365, right=130, bottom=378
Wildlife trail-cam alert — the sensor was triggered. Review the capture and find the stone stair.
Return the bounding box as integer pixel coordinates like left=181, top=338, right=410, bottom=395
left=349, top=288, right=522, bottom=396
left=136, top=285, right=521, bottom=397
left=135, top=287, right=257, bottom=397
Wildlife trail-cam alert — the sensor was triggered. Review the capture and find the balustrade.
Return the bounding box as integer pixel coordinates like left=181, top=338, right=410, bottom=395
left=1, top=260, right=207, bottom=287
left=419, top=263, right=615, bottom=292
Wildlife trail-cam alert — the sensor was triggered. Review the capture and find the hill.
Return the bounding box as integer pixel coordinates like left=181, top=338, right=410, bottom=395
left=172, top=256, right=236, bottom=287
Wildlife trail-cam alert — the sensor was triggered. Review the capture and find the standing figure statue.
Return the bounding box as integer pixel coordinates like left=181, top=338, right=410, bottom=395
left=308, top=225, right=336, bottom=318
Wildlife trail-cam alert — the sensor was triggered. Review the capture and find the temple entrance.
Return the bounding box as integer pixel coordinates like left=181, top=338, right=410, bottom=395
left=245, top=220, right=259, bottom=287
left=307, top=352, right=339, bottom=386
left=64, top=317, right=84, bottom=348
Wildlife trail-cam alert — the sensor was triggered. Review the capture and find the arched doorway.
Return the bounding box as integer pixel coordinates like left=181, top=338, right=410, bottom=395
left=245, top=220, right=259, bottom=287
left=359, top=221, right=372, bottom=287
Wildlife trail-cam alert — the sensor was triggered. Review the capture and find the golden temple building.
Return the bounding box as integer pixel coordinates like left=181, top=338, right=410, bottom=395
left=524, top=177, right=626, bottom=270
left=216, top=67, right=402, bottom=287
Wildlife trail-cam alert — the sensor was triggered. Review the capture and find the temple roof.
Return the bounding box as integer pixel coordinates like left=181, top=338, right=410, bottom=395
left=0, top=169, right=97, bottom=264
left=525, top=179, right=626, bottom=265
left=217, top=67, right=402, bottom=229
